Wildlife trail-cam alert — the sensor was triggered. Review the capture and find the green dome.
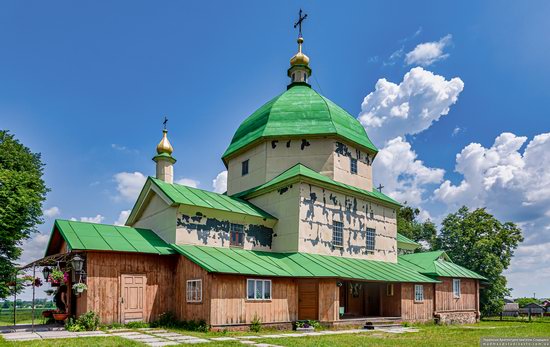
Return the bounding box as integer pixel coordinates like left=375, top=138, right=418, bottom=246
left=222, top=85, right=378, bottom=163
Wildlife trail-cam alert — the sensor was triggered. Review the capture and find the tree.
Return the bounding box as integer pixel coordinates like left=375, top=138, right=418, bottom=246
left=437, top=206, right=523, bottom=316
left=515, top=297, right=542, bottom=308
left=397, top=204, right=437, bottom=251
left=0, top=131, right=48, bottom=298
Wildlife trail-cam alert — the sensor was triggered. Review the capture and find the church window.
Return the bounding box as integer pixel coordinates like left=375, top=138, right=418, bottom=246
left=242, top=159, right=249, bottom=176
left=186, top=279, right=202, bottom=303
left=453, top=279, right=461, bottom=298
left=332, top=221, right=344, bottom=247
left=247, top=279, right=272, bottom=300
left=230, top=223, right=244, bottom=247
left=366, top=228, right=376, bottom=252
left=350, top=158, right=358, bottom=174
left=415, top=284, right=424, bottom=302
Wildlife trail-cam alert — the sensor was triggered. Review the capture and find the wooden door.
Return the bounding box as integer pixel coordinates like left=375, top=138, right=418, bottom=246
left=298, top=279, right=319, bottom=320
left=121, top=274, right=146, bottom=323
left=365, top=283, right=380, bottom=316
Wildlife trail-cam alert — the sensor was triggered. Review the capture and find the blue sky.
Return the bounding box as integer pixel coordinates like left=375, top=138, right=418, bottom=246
left=2, top=1, right=550, bottom=299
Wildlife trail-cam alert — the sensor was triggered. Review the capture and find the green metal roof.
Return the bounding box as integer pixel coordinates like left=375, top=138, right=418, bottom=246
left=399, top=251, right=486, bottom=280
left=171, top=244, right=438, bottom=283
left=49, top=220, right=174, bottom=256
left=397, top=233, right=421, bottom=248
left=150, top=177, right=276, bottom=220
left=233, top=164, right=400, bottom=207
left=222, top=85, right=378, bottom=163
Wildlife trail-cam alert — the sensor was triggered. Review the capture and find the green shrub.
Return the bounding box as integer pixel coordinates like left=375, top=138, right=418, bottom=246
left=65, top=318, right=83, bottom=332
left=125, top=321, right=149, bottom=329
left=250, top=315, right=261, bottom=332
left=151, top=311, right=178, bottom=328
left=150, top=312, right=210, bottom=332
left=76, top=311, right=100, bottom=331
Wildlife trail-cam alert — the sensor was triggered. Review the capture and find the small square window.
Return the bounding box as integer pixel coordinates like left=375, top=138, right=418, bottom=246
left=242, top=159, right=249, bottom=176
left=230, top=223, right=244, bottom=247
left=414, top=284, right=424, bottom=302
left=186, top=279, right=202, bottom=303
left=247, top=279, right=272, bottom=300
left=332, top=221, right=344, bottom=247
left=350, top=158, right=358, bottom=174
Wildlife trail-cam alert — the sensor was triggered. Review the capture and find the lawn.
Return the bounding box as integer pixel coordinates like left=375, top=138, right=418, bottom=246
left=0, top=309, right=48, bottom=326
left=0, top=320, right=549, bottom=346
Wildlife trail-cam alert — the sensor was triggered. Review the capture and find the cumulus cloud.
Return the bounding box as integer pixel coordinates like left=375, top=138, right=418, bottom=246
left=212, top=171, right=228, bottom=193
left=405, top=34, right=452, bottom=66
left=359, top=67, right=464, bottom=146
left=114, top=171, right=147, bottom=201
left=71, top=214, right=105, bottom=223
left=114, top=210, right=131, bottom=226
left=17, top=232, right=50, bottom=266
left=43, top=206, right=60, bottom=218
left=175, top=178, right=200, bottom=188
left=373, top=137, right=445, bottom=206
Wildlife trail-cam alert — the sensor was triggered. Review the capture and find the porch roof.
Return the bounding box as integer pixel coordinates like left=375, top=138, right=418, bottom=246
left=46, top=219, right=175, bottom=256
left=398, top=251, right=487, bottom=280
left=171, top=244, right=439, bottom=283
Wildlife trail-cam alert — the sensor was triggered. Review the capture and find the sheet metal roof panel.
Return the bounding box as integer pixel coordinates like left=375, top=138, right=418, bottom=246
left=171, top=245, right=438, bottom=283
left=53, top=220, right=174, bottom=255
left=150, top=177, right=276, bottom=220
left=397, top=233, right=421, bottom=247
left=398, top=251, right=486, bottom=280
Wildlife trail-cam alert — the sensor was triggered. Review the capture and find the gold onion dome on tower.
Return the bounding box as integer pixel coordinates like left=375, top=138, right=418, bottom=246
left=290, top=37, right=310, bottom=66
left=156, top=129, right=174, bottom=155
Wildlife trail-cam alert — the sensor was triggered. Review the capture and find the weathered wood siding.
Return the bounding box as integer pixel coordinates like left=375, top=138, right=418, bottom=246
left=82, top=252, right=177, bottom=324
left=401, top=283, right=434, bottom=321
left=318, top=279, right=338, bottom=322
left=210, top=275, right=298, bottom=326
left=435, top=278, right=477, bottom=313
left=380, top=283, right=401, bottom=317
left=174, top=255, right=212, bottom=322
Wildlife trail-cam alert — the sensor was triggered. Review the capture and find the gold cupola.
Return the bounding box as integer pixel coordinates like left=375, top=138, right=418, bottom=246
left=153, top=125, right=176, bottom=184
left=156, top=129, right=174, bottom=155
left=290, top=37, right=310, bottom=67
left=287, top=35, right=312, bottom=86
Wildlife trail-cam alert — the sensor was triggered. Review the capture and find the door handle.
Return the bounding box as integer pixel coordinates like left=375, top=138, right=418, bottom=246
left=121, top=297, right=124, bottom=304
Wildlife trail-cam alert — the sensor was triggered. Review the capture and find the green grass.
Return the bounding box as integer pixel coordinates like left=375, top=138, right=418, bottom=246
left=0, top=309, right=49, bottom=326
left=0, top=320, right=549, bottom=346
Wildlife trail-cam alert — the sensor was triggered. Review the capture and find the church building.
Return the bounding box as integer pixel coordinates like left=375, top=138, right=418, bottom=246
left=42, top=29, right=485, bottom=329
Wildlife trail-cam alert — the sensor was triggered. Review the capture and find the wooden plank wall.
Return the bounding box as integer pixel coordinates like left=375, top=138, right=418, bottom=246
left=174, top=256, right=212, bottom=322
left=83, top=252, right=177, bottom=324
left=435, top=278, right=477, bottom=312
left=209, top=275, right=298, bottom=326
left=401, top=283, right=434, bottom=321
left=318, top=279, right=338, bottom=322
left=380, top=283, right=401, bottom=317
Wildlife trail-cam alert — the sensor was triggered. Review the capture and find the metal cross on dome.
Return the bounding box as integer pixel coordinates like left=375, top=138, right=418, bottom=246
left=377, top=184, right=384, bottom=193
left=294, top=9, right=308, bottom=38
left=163, top=116, right=168, bottom=130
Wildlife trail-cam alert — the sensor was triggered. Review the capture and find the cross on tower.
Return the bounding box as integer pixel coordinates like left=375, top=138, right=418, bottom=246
left=293, top=9, right=308, bottom=38
left=163, top=116, right=168, bottom=130
left=377, top=184, right=384, bottom=193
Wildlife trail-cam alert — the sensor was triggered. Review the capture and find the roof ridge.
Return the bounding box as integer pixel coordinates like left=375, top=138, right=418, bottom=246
left=313, top=88, right=338, bottom=134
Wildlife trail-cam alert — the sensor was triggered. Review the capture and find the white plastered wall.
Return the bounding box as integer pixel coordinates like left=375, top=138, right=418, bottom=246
left=131, top=193, right=178, bottom=244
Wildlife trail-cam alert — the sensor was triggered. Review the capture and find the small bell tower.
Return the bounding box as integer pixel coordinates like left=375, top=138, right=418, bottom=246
left=152, top=117, right=176, bottom=183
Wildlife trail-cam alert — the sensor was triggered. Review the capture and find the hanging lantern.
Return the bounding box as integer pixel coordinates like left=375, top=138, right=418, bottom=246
left=71, top=254, right=84, bottom=273
left=42, top=267, right=52, bottom=281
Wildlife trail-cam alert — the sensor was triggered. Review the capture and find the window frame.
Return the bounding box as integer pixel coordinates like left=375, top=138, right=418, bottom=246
left=241, top=159, right=249, bottom=176
left=229, top=223, right=245, bottom=247
left=332, top=221, right=344, bottom=248
left=246, top=279, right=272, bottom=301
left=365, top=227, right=376, bottom=253
left=387, top=283, right=394, bottom=296
left=350, top=158, right=358, bottom=174
left=414, top=284, right=424, bottom=303
left=186, top=279, right=203, bottom=303
left=453, top=279, right=461, bottom=298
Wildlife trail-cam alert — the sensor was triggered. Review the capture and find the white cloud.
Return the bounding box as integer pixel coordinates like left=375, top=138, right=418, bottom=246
left=114, top=171, right=147, bottom=201
left=17, top=232, right=50, bottom=266
left=175, top=178, right=200, bottom=188
left=212, top=170, right=228, bottom=193
left=405, top=34, right=452, bottom=66
left=452, top=127, right=462, bottom=136
left=43, top=206, right=60, bottom=218
left=74, top=214, right=105, bottom=223
left=359, top=67, right=464, bottom=146
left=114, top=210, right=131, bottom=226
left=374, top=137, right=445, bottom=206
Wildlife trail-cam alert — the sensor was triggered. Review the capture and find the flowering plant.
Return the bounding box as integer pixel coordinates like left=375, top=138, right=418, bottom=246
left=49, top=269, right=65, bottom=284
